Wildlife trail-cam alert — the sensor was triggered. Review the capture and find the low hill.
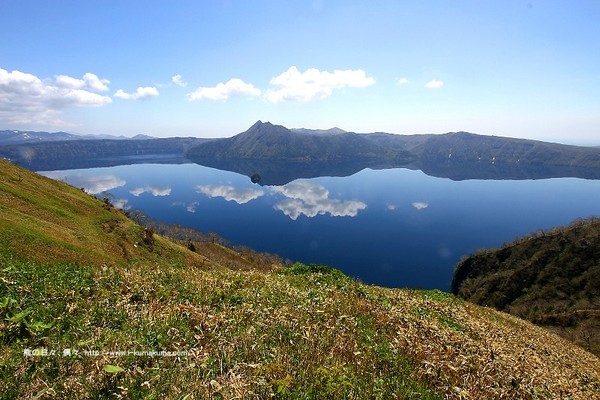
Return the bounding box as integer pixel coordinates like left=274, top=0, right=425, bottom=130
left=412, top=132, right=600, bottom=179
left=452, top=218, right=600, bottom=356
left=0, top=130, right=81, bottom=145
left=1, top=159, right=599, bottom=398
left=0, top=137, right=207, bottom=170
left=0, top=129, right=158, bottom=145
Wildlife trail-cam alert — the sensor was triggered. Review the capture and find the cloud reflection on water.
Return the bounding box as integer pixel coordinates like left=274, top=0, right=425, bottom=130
left=40, top=172, right=126, bottom=194
left=130, top=185, right=172, bottom=197
left=172, top=201, right=200, bottom=213
left=412, top=202, right=429, bottom=210
left=196, top=184, right=265, bottom=204
left=186, top=201, right=200, bottom=213
left=271, top=180, right=367, bottom=220
left=111, top=198, right=129, bottom=209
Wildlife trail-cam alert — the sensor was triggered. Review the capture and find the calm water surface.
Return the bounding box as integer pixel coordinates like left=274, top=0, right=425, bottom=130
left=42, top=163, right=600, bottom=290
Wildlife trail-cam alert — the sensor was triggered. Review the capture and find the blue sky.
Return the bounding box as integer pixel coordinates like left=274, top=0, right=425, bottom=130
left=0, top=0, right=598, bottom=144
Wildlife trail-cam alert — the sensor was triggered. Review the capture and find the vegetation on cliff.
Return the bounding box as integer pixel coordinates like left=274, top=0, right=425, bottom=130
left=453, top=218, right=600, bottom=356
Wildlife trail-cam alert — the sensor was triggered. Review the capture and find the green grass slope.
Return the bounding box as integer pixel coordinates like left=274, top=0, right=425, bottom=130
left=1, top=159, right=599, bottom=399
left=0, top=158, right=207, bottom=269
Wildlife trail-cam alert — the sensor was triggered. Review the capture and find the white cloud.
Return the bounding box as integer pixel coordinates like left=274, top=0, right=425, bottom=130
left=425, top=79, right=444, bottom=89
left=397, top=77, right=409, bottom=85
left=0, top=67, right=112, bottom=126
left=130, top=185, right=171, bottom=197
left=171, top=74, right=188, bottom=87
left=187, top=78, right=261, bottom=101
left=196, top=184, right=264, bottom=204
left=271, top=180, right=367, bottom=220
left=83, top=73, right=111, bottom=91
left=55, top=75, right=85, bottom=89
left=266, top=66, right=375, bottom=103
left=40, top=172, right=125, bottom=194
left=185, top=66, right=374, bottom=104
left=114, top=86, right=160, bottom=100
left=412, top=202, right=429, bottom=210
left=56, top=72, right=110, bottom=92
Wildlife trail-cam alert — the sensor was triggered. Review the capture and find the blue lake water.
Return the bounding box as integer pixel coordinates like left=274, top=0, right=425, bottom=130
left=41, top=163, right=600, bottom=290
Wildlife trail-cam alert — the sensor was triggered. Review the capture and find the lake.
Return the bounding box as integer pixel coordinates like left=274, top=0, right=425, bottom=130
left=41, top=162, right=600, bottom=290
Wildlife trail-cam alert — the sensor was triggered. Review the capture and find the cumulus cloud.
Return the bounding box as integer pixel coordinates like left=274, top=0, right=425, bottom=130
left=0, top=67, right=112, bottom=126
left=40, top=172, right=125, bottom=194
left=130, top=185, right=171, bottom=197
left=196, top=184, right=264, bottom=204
left=187, top=78, right=261, bottom=101
left=114, top=86, right=160, bottom=100
left=56, top=72, right=110, bottom=92
left=265, top=66, right=375, bottom=103
left=171, top=74, right=188, bottom=87
left=412, top=202, right=429, bottom=210
left=271, top=180, right=367, bottom=220
left=185, top=66, right=374, bottom=104
left=397, top=77, right=409, bottom=85
left=424, top=79, right=444, bottom=89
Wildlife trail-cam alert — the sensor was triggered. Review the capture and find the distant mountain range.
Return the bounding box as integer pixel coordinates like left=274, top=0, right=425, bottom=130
left=2, top=122, right=600, bottom=181
left=0, top=129, right=157, bottom=146
left=0, top=130, right=80, bottom=145
left=187, top=121, right=415, bottom=163
left=186, top=121, right=600, bottom=183
left=290, top=127, right=348, bottom=135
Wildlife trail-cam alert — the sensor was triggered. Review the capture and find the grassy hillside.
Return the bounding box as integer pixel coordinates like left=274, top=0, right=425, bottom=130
left=1, top=159, right=599, bottom=399
left=0, top=157, right=212, bottom=270
left=452, top=218, right=600, bottom=357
